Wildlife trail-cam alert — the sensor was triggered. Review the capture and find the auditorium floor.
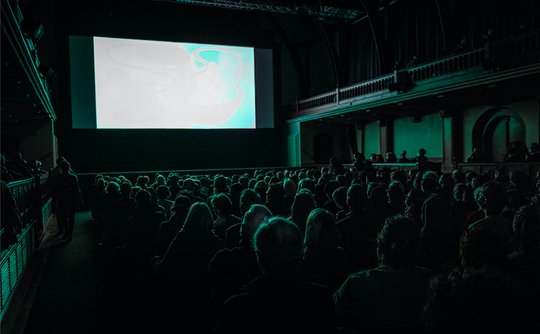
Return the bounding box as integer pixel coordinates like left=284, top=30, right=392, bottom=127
left=5, top=210, right=144, bottom=334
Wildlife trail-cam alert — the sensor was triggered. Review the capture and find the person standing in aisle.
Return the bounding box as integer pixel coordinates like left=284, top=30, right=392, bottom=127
left=53, top=159, right=81, bottom=242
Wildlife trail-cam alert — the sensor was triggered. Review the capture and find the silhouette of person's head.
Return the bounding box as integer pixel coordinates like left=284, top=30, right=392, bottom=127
left=135, top=189, right=152, bottom=207
left=266, top=183, right=284, bottom=205
left=213, top=175, right=228, bottom=194
left=347, top=184, right=367, bottom=211
left=512, top=204, right=540, bottom=253
left=181, top=202, right=214, bottom=234
left=156, top=185, right=171, bottom=200
left=291, top=191, right=316, bottom=219
left=476, top=182, right=508, bottom=216
left=459, top=226, right=507, bottom=270
left=253, top=217, right=304, bottom=275
left=240, top=204, right=272, bottom=245
left=354, top=152, right=365, bottom=161
left=211, top=193, right=233, bottom=218
left=304, top=208, right=339, bottom=248
left=376, top=215, right=420, bottom=267
left=385, top=152, right=397, bottom=163
left=172, top=194, right=192, bottom=215
left=332, top=186, right=348, bottom=210
left=421, top=177, right=439, bottom=195
left=239, top=188, right=261, bottom=216
left=423, top=268, right=525, bottom=333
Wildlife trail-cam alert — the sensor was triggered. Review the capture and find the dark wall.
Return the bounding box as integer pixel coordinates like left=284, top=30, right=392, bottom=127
left=62, top=128, right=282, bottom=173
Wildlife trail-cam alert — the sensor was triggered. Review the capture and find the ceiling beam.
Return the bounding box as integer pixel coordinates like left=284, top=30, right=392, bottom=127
left=154, top=0, right=365, bottom=21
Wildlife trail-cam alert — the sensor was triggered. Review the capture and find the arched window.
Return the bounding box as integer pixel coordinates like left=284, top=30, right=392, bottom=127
left=472, top=108, right=526, bottom=162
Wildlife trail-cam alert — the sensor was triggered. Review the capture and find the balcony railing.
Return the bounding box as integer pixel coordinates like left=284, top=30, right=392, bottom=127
left=287, top=31, right=540, bottom=119
left=0, top=176, right=46, bottom=320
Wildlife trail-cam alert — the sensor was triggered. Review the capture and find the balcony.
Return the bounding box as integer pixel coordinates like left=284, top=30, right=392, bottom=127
left=286, top=31, right=540, bottom=123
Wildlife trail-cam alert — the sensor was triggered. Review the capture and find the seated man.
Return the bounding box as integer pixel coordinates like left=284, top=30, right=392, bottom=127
left=398, top=150, right=409, bottom=163
left=334, top=215, right=433, bottom=332
left=214, top=217, right=334, bottom=334
left=208, top=204, right=272, bottom=310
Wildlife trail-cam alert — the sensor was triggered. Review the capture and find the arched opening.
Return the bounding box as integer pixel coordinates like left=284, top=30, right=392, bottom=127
left=472, top=108, right=526, bottom=162
left=484, top=116, right=525, bottom=161
left=313, top=133, right=334, bottom=164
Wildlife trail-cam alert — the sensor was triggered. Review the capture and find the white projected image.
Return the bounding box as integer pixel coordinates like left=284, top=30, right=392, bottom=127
left=93, top=37, right=255, bottom=129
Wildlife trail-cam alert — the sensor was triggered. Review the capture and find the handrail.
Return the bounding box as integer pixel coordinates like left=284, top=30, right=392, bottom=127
left=338, top=74, right=395, bottom=103
left=0, top=222, right=36, bottom=320
left=457, top=162, right=540, bottom=177
left=287, top=31, right=540, bottom=117
left=407, top=48, right=485, bottom=82
left=76, top=165, right=306, bottom=178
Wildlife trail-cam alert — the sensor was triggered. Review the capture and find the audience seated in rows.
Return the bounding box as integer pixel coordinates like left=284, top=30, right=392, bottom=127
left=81, top=159, right=540, bottom=333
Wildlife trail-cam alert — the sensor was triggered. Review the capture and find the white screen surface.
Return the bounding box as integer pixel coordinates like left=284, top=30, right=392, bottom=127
left=93, top=37, right=256, bottom=129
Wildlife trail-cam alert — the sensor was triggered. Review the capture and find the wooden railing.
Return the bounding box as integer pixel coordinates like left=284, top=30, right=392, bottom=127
left=286, top=31, right=540, bottom=118
left=407, top=48, right=485, bottom=82
left=0, top=175, right=50, bottom=320
left=0, top=222, right=36, bottom=320
left=457, top=162, right=540, bottom=178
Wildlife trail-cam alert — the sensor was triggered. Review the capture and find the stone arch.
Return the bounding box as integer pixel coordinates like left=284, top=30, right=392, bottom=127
left=472, top=107, right=526, bottom=161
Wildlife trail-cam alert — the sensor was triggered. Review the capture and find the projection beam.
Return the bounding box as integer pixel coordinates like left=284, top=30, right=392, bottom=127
left=156, top=0, right=364, bottom=20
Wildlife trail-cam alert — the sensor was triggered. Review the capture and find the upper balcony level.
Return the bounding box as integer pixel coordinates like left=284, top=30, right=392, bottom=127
left=1, top=0, right=56, bottom=121
left=285, top=31, right=540, bottom=123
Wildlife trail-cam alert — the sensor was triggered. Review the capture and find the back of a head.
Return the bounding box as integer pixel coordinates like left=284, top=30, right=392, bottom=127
left=347, top=183, right=367, bottom=211
left=254, top=180, right=268, bottom=199
left=453, top=183, right=467, bottom=202
left=512, top=204, right=540, bottom=252
left=106, top=181, right=121, bottom=196
left=156, top=174, right=166, bottom=185
left=423, top=268, right=526, bottom=333
left=173, top=194, right=192, bottom=213
left=478, top=181, right=508, bottom=215
left=282, top=178, right=296, bottom=196
left=156, top=185, right=171, bottom=200
left=452, top=170, right=466, bottom=184
left=136, top=189, right=152, bottom=207
left=266, top=183, right=284, bottom=203
left=291, top=191, right=316, bottom=217
left=377, top=215, right=420, bottom=267
left=421, top=177, right=439, bottom=195
left=324, top=180, right=340, bottom=199
left=459, top=226, right=507, bottom=270
left=214, top=175, right=228, bottom=193
left=238, top=176, right=249, bottom=188
left=241, top=204, right=272, bottom=243
left=183, top=178, right=196, bottom=192
left=304, top=208, right=337, bottom=247
left=240, top=188, right=262, bottom=215
left=387, top=180, right=405, bottom=203
left=332, top=186, right=348, bottom=209
left=120, top=181, right=132, bottom=197
left=405, top=188, right=426, bottom=207
left=211, top=192, right=233, bottom=217
left=369, top=185, right=387, bottom=207
left=182, top=202, right=214, bottom=234
left=509, top=170, right=532, bottom=193
left=254, top=217, right=304, bottom=274
left=439, top=173, right=453, bottom=187
left=298, top=178, right=315, bottom=193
